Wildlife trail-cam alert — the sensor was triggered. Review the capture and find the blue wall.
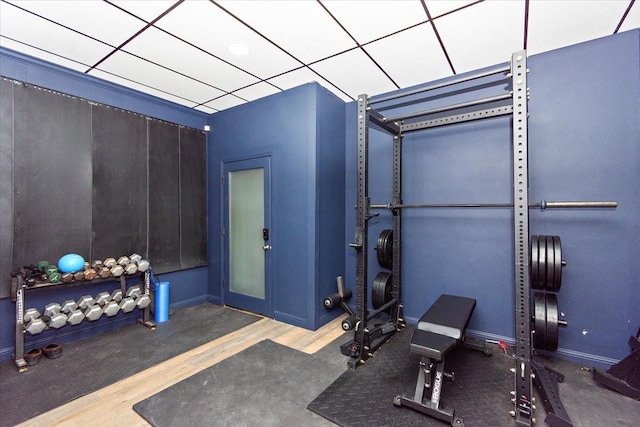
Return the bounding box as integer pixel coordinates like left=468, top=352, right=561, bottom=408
left=208, top=83, right=345, bottom=329
left=344, top=30, right=639, bottom=367
left=0, top=48, right=209, bottom=361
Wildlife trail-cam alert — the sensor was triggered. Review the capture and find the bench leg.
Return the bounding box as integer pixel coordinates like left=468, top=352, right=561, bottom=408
left=394, top=356, right=462, bottom=426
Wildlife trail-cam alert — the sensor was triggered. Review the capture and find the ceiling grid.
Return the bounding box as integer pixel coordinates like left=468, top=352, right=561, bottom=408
left=0, top=0, right=637, bottom=112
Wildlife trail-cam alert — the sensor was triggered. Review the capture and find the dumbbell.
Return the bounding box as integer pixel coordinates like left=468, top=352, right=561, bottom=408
left=44, top=302, right=61, bottom=317
left=48, top=271, right=62, bottom=283
left=61, top=273, right=74, bottom=283
left=24, top=308, right=41, bottom=323
left=126, top=285, right=142, bottom=299
left=111, top=289, right=123, bottom=303
left=119, top=297, right=136, bottom=313
left=117, top=256, right=130, bottom=266
left=83, top=268, right=97, bottom=280
left=48, top=312, right=68, bottom=329
left=60, top=300, right=78, bottom=314
left=136, top=294, right=151, bottom=309
left=130, top=253, right=142, bottom=264
left=66, top=309, right=85, bottom=325
left=77, top=295, right=95, bottom=310
left=136, top=259, right=150, bottom=272
left=73, top=271, right=85, bottom=281
left=91, top=260, right=104, bottom=270
left=124, top=263, right=138, bottom=275
left=103, top=300, right=120, bottom=317
left=84, top=304, right=102, bottom=321
left=37, top=260, right=50, bottom=272
left=83, top=261, right=90, bottom=270
left=95, top=292, right=111, bottom=306
left=110, top=264, right=124, bottom=277
left=103, top=257, right=117, bottom=268
left=45, top=265, right=58, bottom=276
left=25, top=318, right=46, bottom=335
left=98, top=266, right=111, bottom=278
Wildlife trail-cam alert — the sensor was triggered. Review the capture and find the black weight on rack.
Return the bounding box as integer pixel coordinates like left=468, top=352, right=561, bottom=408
left=376, top=229, right=393, bottom=269
left=530, top=235, right=564, bottom=292
left=533, top=292, right=563, bottom=352
left=372, top=271, right=392, bottom=310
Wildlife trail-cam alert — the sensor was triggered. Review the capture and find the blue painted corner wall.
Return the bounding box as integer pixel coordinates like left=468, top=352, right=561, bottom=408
left=207, top=83, right=346, bottom=330
left=344, top=30, right=640, bottom=367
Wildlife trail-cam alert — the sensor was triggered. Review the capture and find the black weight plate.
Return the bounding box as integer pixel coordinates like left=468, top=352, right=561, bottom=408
left=372, top=272, right=392, bottom=310
left=376, top=230, right=393, bottom=269
left=538, top=236, right=546, bottom=290
left=533, top=292, right=546, bottom=350
left=545, top=293, right=559, bottom=351
left=530, top=236, right=541, bottom=289
left=545, top=236, right=555, bottom=291
left=552, top=235, right=562, bottom=292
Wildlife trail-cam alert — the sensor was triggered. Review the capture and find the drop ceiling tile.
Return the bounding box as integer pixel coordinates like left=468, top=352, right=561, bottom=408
left=321, top=0, right=427, bottom=44
left=528, top=1, right=634, bottom=55
left=266, top=67, right=350, bottom=101
left=0, top=2, right=114, bottom=67
left=120, top=26, right=260, bottom=92
left=309, top=48, right=398, bottom=100
left=618, top=2, right=640, bottom=32
left=232, top=82, right=282, bottom=103
left=203, top=94, right=247, bottom=112
left=153, top=0, right=301, bottom=79
left=0, top=38, right=91, bottom=74
left=426, top=1, right=478, bottom=19
left=109, top=0, right=179, bottom=22
left=217, top=0, right=356, bottom=63
left=3, top=0, right=147, bottom=46
left=434, top=1, right=525, bottom=74
left=364, top=24, right=452, bottom=89
left=92, top=51, right=225, bottom=105
left=88, top=68, right=204, bottom=109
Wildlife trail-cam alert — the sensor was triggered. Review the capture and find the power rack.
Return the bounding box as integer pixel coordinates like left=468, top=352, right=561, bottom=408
left=343, top=51, right=617, bottom=426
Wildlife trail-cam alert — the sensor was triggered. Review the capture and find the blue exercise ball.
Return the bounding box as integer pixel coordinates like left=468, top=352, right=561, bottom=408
left=58, top=254, right=85, bottom=273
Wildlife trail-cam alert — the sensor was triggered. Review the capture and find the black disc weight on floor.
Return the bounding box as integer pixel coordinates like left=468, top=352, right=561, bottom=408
left=376, top=229, right=393, bottom=269
left=533, top=292, right=546, bottom=349
left=372, top=272, right=392, bottom=310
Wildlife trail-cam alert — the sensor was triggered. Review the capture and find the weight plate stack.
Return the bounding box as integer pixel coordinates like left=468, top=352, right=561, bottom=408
left=372, top=271, right=392, bottom=310
left=376, top=229, right=393, bottom=269
left=530, top=235, right=564, bottom=292
left=532, top=292, right=560, bottom=352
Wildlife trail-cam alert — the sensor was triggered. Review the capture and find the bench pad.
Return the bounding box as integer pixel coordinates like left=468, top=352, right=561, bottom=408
left=410, top=329, right=456, bottom=361
left=417, top=294, right=476, bottom=340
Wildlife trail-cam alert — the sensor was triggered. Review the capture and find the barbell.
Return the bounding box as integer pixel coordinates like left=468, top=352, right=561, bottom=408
left=370, top=200, right=617, bottom=210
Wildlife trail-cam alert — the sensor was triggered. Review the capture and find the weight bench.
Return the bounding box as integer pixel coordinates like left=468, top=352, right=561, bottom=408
left=393, top=294, right=490, bottom=426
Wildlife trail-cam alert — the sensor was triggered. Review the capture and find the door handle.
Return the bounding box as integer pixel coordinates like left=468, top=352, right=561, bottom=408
left=263, top=245, right=272, bottom=251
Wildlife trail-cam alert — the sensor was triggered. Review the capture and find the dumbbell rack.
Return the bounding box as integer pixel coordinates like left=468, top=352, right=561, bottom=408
left=10, top=272, right=155, bottom=372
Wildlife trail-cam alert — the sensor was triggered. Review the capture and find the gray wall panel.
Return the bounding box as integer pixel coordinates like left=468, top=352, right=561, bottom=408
left=179, top=127, right=207, bottom=268
left=12, top=84, right=92, bottom=271
left=92, top=106, right=147, bottom=260
left=0, top=79, right=14, bottom=298
left=148, top=120, right=181, bottom=272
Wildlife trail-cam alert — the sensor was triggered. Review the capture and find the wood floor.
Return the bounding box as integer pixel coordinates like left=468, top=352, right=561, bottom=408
left=17, top=310, right=348, bottom=427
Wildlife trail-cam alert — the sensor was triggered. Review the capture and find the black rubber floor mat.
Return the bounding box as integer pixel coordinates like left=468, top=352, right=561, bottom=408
left=0, top=303, right=261, bottom=427
left=133, top=339, right=342, bottom=427
left=308, top=326, right=515, bottom=427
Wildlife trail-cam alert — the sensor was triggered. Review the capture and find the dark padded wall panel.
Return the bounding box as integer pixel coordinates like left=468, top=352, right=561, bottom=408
left=179, top=127, right=207, bottom=268
left=92, top=106, right=147, bottom=260
left=0, top=79, right=14, bottom=298
left=148, top=120, right=181, bottom=272
left=12, top=84, right=92, bottom=269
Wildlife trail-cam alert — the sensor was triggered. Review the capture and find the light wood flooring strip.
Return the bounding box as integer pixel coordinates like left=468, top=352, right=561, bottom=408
left=18, top=313, right=347, bottom=427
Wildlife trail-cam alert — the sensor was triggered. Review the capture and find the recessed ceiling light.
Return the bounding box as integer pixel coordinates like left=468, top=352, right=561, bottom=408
left=227, top=43, right=250, bottom=56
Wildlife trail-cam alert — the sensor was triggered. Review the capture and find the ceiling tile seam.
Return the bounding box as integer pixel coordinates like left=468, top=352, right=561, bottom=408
left=0, top=35, right=96, bottom=70
left=210, top=0, right=354, bottom=101
left=317, top=0, right=400, bottom=89
left=614, top=0, right=636, bottom=33
left=86, top=0, right=185, bottom=73
left=1, top=0, right=118, bottom=51
left=420, top=0, right=456, bottom=75
left=523, top=0, right=530, bottom=50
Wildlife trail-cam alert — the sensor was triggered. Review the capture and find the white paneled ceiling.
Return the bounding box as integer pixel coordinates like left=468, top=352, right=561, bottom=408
left=1, top=0, right=638, bottom=113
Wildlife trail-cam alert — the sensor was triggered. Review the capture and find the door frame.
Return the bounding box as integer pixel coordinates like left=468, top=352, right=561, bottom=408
left=221, top=154, right=273, bottom=317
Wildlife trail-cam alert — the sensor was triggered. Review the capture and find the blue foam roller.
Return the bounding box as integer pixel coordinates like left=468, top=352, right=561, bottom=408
left=155, top=281, right=170, bottom=323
